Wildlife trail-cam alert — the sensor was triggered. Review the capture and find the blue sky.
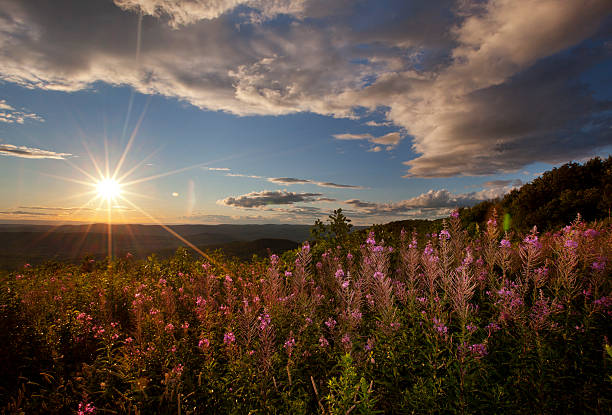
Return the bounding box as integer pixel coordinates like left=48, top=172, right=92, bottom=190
left=0, top=0, right=611, bottom=225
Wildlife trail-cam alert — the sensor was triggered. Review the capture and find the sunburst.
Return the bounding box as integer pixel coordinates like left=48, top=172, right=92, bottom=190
left=45, top=102, right=230, bottom=272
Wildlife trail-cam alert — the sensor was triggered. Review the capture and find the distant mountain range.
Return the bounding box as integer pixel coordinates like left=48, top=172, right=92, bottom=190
left=0, top=224, right=313, bottom=269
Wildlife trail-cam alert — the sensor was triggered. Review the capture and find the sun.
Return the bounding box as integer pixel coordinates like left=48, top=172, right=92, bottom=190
left=96, top=178, right=122, bottom=200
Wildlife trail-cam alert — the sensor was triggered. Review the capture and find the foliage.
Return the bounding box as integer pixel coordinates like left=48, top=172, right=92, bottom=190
left=1, top=214, right=611, bottom=414
left=459, top=156, right=612, bottom=234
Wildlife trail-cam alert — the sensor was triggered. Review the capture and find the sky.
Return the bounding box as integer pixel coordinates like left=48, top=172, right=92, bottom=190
left=0, top=0, right=611, bottom=225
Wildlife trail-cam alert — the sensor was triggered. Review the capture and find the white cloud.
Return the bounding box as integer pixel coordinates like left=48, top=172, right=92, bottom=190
left=0, top=144, right=71, bottom=159
left=0, top=99, right=44, bottom=124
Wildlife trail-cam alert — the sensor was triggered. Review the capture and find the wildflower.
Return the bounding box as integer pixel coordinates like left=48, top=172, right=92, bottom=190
left=432, top=318, right=448, bottom=336
left=564, top=239, right=578, bottom=250
left=500, top=239, right=511, bottom=248
left=351, top=310, right=362, bottom=321
left=390, top=321, right=401, bottom=330
left=284, top=336, right=296, bottom=352
left=319, top=336, right=329, bottom=348
left=583, top=229, right=600, bottom=238
left=341, top=280, right=350, bottom=290
left=373, top=245, right=384, bottom=253
left=366, top=233, right=376, bottom=245
left=341, top=333, right=351, bottom=345
left=223, top=331, right=236, bottom=345
left=439, top=230, right=450, bottom=240
left=408, top=239, right=417, bottom=249
left=172, top=364, right=184, bottom=377
left=284, top=271, right=293, bottom=277
left=335, top=269, right=345, bottom=279
left=77, top=400, right=96, bottom=414
left=181, top=322, right=189, bottom=330
left=165, top=323, right=175, bottom=333
left=450, top=210, right=459, bottom=219
left=466, top=323, right=477, bottom=333
left=225, top=275, right=233, bottom=283
left=258, top=313, right=271, bottom=331
left=302, top=242, right=310, bottom=253
left=373, top=271, right=384, bottom=280
left=487, top=218, right=497, bottom=228
left=199, top=338, right=210, bottom=349
left=524, top=233, right=541, bottom=249
left=365, top=338, right=374, bottom=352
left=592, top=259, right=606, bottom=271
left=325, top=317, right=337, bottom=330
left=468, top=343, right=487, bottom=358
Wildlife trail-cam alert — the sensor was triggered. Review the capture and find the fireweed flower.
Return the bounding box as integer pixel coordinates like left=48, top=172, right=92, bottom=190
left=584, top=229, right=600, bottom=238
left=439, top=230, right=450, bottom=240
left=302, top=242, right=310, bottom=253
left=284, top=271, right=292, bottom=277
left=335, top=269, right=345, bottom=279
left=198, top=338, right=210, bottom=349
left=78, top=401, right=96, bottom=415
left=325, top=317, right=337, bottom=330
left=319, top=336, right=329, bottom=348
left=468, top=343, right=487, bottom=358
left=223, top=331, right=236, bottom=345
left=500, top=239, right=511, bottom=248
left=366, top=233, right=376, bottom=245
left=451, top=210, right=460, bottom=219
left=432, top=318, right=448, bottom=336
left=564, top=239, right=579, bottom=250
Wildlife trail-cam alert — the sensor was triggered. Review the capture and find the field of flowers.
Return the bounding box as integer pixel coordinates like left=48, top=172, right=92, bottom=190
left=1, top=212, right=611, bottom=414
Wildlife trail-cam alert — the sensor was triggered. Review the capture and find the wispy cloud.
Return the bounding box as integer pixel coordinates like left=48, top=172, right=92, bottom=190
left=206, top=167, right=364, bottom=189
left=206, top=167, right=231, bottom=171
left=333, top=131, right=404, bottom=151
left=0, top=99, right=44, bottom=124
left=0, top=144, right=71, bottom=160
left=0, top=210, right=54, bottom=216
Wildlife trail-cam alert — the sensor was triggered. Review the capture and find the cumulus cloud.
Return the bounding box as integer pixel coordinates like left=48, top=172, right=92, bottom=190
left=342, top=185, right=514, bottom=218
left=0, top=99, right=44, bottom=124
left=219, top=190, right=322, bottom=208
left=0, top=0, right=610, bottom=176
left=0, top=144, right=71, bottom=159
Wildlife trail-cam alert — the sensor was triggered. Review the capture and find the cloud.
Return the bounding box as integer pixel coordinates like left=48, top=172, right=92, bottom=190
left=268, top=177, right=311, bottom=184
left=219, top=190, right=322, bottom=208
left=315, top=182, right=362, bottom=189
left=0, top=144, right=71, bottom=159
left=333, top=131, right=404, bottom=151
left=113, top=0, right=310, bottom=27
left=206, top=167, right=231, bottom=171
left=0, top=210, right=54, bottom=216
left=0, top=99, right=44, bottom=124
left=342, top=185, right=515, bottom=218
left=18, top=206, right=94, bottom=212
left=482, top=179, right=522, bottom=188
left=0, top=0, right=610, bottom=176
left=214, top=169, right=364, bottom=189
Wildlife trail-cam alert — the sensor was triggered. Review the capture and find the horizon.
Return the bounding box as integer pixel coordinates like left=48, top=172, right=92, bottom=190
left=1, top=0, right=611, bottom=231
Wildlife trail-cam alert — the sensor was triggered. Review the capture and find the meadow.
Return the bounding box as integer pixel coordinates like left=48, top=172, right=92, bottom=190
left=1, top=212, right=611, bottom=414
